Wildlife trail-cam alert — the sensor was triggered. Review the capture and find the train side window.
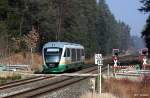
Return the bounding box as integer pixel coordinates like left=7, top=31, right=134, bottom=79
left=67, top=48, right=70, bottom=57
left=80, top=49, right=82, bottom=57
left=64, top=48, right=70, bottom=57
left=72, top=49, right=76, bottom=61
left=77, top=49, right=81, bottom=61
left=81, top=49, right=84, bottom=56
left=64, top=49, right=67, bottom=57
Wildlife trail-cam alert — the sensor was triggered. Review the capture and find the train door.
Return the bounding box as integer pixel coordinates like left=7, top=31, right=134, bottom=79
left=63, top=47, right=71, bottom=64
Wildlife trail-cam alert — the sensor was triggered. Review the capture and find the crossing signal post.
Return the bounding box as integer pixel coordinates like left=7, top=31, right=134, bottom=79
left=142, top=55, right=148, bottom=70
left=95, top=54, right=103, bottom=95
left=139, top=48, right=148, bottom=70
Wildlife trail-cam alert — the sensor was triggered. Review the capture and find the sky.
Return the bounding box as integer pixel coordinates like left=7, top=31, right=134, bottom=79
left=105, top=0, right=148, bottom=37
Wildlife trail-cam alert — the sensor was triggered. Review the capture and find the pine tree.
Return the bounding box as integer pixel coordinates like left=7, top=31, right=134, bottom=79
left=139, top=0, right=150, bottom=55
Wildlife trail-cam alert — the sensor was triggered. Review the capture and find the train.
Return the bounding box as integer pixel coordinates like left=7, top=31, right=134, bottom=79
left=42, top=42, right=85, bottom=73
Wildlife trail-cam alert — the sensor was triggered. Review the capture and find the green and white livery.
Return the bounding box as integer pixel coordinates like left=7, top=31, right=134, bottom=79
left=42, top=42, right=85, bottom=73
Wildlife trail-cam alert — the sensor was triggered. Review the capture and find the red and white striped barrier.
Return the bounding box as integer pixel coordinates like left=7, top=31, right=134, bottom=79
left=111, top=65, right=136, bottom=69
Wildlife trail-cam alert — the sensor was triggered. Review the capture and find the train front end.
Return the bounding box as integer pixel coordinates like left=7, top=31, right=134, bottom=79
left=42, top=43, right=66, bottom=73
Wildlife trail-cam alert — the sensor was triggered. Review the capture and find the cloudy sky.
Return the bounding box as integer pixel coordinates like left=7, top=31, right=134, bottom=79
left=105, top=0, right=148, bottom=37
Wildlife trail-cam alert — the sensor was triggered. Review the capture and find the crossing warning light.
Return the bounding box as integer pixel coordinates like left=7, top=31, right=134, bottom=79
left=112, top=49, right=119, bottom=56
left=140, top=48, right=148, bottom=55
left=112, top=49, right=119, bottom=66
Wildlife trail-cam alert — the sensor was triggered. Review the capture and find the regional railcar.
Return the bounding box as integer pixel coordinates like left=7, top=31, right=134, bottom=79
left=42, top=42, right=85, bottom=73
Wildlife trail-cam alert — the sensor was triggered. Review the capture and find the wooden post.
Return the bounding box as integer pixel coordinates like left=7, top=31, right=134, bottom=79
left=30, top=47, right=33, bottom=71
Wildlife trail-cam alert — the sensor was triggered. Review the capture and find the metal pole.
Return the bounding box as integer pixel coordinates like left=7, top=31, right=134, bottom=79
left=107, top=64, right=109, bottom=78
left=97, top=63, right=100, bottom=98
left=113, top=61, right=115, bottom=76
left=100, top=65, right=101, bottom=94
left=98, top=65, right=101, bottom=98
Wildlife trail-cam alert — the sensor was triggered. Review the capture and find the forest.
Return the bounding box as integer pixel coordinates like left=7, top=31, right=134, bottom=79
left=0, top=0, right=131, bottom=58
left=140, top=0, right=150, bottom=56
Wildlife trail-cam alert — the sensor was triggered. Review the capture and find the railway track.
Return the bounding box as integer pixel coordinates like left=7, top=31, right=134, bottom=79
left=0, top=55, right=137, bottom=98
left=0, top=76, right=51, bottom=90
left=1, top=65, right=106, bottom=98
left=17, top=70, right=99, bottom=98
left=0, top=65, right=94, bottom=90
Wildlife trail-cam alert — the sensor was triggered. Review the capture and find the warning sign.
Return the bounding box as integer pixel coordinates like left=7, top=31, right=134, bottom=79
left=95, top=54, right=103, bottom=66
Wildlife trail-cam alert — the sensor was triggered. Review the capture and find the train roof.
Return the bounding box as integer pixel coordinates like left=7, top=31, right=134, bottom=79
left=43, top=42, right=84, bottom=49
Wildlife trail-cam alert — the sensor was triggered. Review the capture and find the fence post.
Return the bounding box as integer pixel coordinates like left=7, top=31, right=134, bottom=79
left=107, top=64, right=110, bottom=78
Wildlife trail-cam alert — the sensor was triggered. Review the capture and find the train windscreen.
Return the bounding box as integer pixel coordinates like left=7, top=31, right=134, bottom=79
left=44, top=48, right=62, bottom=63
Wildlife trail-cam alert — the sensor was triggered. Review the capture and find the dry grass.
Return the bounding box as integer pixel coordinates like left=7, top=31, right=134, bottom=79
left=81, top=78, right=150, bottom=98
left=104, top=78, right=150, bottom=98
left=0, top=71, right=19, bottom=78
left=85, top=58, right=95, bottom=64
left=1, top=52, right=43, bottom=72
left=80, top=92, right=117, bottom=98
left=0, top=72, right=21, bottom=84
left=31, top=53, right=43, bottom=72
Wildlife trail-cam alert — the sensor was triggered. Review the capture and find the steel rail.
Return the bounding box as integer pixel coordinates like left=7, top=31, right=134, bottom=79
left=0, top=65, right=95, bottom=90
left=3, top=65, right=104, bottom=98
left=33, top=67, right=107, bottom=98
left=0, top=54, right=133, bottom=91
left=0, top=76, right=50, bottom=90
left=0, top=76, right=39, bottom=87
